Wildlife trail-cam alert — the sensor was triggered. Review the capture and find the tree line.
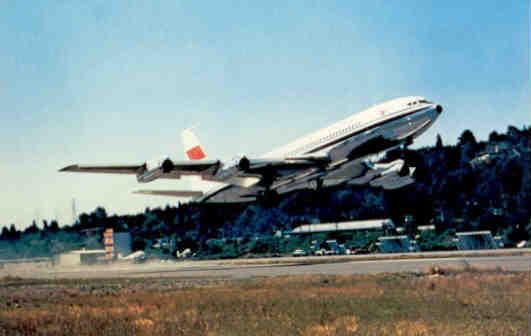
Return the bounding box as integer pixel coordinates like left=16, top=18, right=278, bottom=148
left=1, top=125, right=530, bottom=258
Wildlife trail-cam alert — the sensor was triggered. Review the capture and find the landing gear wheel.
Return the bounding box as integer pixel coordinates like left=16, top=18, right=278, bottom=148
left=399, top=163, right=410, bottom=177
left=309, top=178, right=323, bottom=191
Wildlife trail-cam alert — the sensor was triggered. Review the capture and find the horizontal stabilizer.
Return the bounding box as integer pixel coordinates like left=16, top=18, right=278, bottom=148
left=381, top=176, right=415, bottom=190
left=133, top=190, right=203, bottom=198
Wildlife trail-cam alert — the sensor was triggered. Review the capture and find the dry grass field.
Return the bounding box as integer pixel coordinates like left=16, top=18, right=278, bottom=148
left=0, top=268, right=529, bottom=336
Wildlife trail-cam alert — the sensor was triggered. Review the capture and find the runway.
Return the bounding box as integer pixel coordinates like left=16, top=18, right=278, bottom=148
left=3, top=251, right=530, bottom=280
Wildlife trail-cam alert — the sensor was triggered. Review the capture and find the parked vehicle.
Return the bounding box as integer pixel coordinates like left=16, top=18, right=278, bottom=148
left=292, top=249, right=308, bottom=257
left=314, top=249, right=326, bottom=256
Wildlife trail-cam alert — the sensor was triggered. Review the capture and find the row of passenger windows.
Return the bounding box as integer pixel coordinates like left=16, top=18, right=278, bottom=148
left=290, top=123, right=362, bottom=156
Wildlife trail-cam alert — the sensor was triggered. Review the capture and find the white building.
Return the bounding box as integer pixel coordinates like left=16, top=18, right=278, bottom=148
left=291, top=219, right=394, bottom=235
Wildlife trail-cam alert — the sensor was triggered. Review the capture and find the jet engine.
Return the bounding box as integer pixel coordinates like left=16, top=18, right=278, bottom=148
left=349, top=159, right=405, bottom=186
left=136, top=157, right=176, bottom=183
left=238, top=156, right=251, bottom=171
left=369, top=163, right=416, bottom=190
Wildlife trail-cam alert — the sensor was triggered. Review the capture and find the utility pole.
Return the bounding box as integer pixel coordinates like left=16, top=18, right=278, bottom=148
left=72, top=199, right=78, bottom=225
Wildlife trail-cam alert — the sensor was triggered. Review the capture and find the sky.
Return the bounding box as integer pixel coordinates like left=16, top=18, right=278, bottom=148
left=1, top=1, right=529, bottom=229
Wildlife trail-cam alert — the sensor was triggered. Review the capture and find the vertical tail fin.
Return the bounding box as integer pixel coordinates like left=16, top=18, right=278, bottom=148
left=181, top=128, right=207, bottom=160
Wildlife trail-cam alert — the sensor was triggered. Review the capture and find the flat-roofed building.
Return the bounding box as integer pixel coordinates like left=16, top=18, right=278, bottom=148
left=455, top=231, right=497, bottom=250
left=291, top=219, right=394, bottom=235
left=417, top=225, right=436, bottom=232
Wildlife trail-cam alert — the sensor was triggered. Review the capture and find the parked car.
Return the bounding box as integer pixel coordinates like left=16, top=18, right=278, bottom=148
left=292, top=249, right=308, bottom=257
left=517, top=240, right=528, bottom=248
left=314, top=249, right=326, bottom=256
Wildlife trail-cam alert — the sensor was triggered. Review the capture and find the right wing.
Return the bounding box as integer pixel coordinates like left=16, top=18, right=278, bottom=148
left=59, top=164, right=143, bottom=175
left=59, top=160, right=221, bottom=179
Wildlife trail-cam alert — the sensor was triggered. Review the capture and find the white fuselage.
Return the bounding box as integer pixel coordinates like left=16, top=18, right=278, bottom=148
left=262, top=96, right=442, bottom=159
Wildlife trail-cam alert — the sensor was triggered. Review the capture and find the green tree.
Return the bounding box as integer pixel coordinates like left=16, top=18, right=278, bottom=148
left=8, top=224, right=19, bottom=240
left=24, top=220, right=40, bottom=235
left=489, top=131, right=504, bottom=142
left=49, top=220, right=59, bottom=232
left=436, top=134, right=443, bottom=149
left=459, top=129, right=477, bottom=146
left=0, top=226, right=9, bottom=240
left=42, top=220, right=49, bottom=232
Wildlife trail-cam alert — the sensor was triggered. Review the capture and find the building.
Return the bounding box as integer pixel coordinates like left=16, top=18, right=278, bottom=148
left=57, top=249, right=106, bottom=267
left=377, top=236, right=418, bottom=253
left=291, top=219, right=395, bottom=235
left=102, top=229, right=133, bottom=259
left=113, top=232, right=132, bottom=257
left=417, top=225, right=436, bottom=232
left=486, top=141, right=512, bottom=154
left=455, top=231, right=498, bottom=250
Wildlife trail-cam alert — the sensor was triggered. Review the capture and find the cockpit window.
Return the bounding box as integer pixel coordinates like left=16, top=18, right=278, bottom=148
left=409, top=99, right=432, bottom=106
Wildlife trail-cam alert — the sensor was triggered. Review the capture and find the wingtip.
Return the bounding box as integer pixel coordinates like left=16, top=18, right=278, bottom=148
left=132, top=190, right=164, bottom=196
left=59, top=164, right=79, bottom=172
left=132, top=190, right=147, bottom=195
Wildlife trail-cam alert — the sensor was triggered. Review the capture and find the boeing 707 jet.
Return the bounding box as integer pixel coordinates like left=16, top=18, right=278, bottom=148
left=60, top=96, right=443, bottom=203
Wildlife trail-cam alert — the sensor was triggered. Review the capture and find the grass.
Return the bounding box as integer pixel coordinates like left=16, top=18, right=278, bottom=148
left=0, top=269, right=529, bottom=335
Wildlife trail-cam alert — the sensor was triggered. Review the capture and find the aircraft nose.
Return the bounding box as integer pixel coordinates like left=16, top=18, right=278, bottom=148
left=436, top=105, right=443, bottom=114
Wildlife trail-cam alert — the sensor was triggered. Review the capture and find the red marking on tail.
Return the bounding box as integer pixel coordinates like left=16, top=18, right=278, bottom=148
left=186, top=146, right=206, bottom=160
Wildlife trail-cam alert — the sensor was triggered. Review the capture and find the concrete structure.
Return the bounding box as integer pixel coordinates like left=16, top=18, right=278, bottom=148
left=103, top=228, right=114, bottom=260
left=6, top=252, right=531, bottom=280
left=57, top=249, right=106, bottom=266
left=377, top=236, right=418, bottom=253
left=102, top=229, right=132, bottom=259
left=291, top=219, right=394, bottom=235
left=455, top=231, right=497, bottom=250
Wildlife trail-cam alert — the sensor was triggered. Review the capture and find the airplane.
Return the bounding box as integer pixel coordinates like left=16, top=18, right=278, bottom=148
left=60, top=96, right=443, bottom=203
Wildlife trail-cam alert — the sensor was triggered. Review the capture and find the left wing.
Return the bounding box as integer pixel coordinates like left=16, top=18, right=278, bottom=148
left=270, top=157, right=415, bottom=194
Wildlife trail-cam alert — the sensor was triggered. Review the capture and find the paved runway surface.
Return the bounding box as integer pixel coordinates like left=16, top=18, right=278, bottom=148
left=4, top=253, right=530, bottom=280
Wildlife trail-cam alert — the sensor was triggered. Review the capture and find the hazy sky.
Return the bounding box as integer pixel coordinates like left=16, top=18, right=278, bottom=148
left=1, top=1, right=529, bottom=229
